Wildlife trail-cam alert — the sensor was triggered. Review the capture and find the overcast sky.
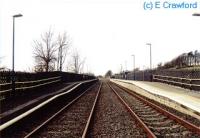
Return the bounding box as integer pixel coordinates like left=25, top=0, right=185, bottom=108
left=0, top=0, right=200, bottom=75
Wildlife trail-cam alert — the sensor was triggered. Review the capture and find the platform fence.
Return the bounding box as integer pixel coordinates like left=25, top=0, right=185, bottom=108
left=114, top=69, right=200, bottom=91
left=0, top=71, right=95, bottom=100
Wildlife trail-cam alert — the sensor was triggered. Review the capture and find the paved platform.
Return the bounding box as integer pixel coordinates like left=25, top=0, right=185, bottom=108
left=111, top=79, right=200, bottom=119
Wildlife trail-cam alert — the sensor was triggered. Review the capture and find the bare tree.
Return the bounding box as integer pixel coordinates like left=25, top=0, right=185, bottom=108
left=33, top=29, right=57, bottom=72
left=70, top=50, right=85, bottom=74
left=161, top=50, right=200, bottom=69
left=0, top=57, right=2, bottom=67
left=194, top=50, right=200, bottom=66
left=157, top=62, right=162, bottom=69
left=57, top=32, right=70, bottom=71
left=0, top=56, right=6, bottom=71
left=105, top=70, right=112, bottom=78
left=187, top=51, right=194, bottom=66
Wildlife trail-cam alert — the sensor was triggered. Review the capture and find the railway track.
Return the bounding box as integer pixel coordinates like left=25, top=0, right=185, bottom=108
left=88, top=80, right=147, bottom=137
left=1, top=79, right=199, bottom=137
left=0, top=82, right=79, bottom=125
left=24, top=82, right=101, bottom=138
left=0, top=80, right=97, bottom=138
left=109, top=82, right=200, bottom=137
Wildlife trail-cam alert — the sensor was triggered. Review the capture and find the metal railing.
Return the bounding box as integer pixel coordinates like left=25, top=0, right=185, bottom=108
left=0, top=79, right=97, bottom=132
left=153, top=75, right=200, bottom=91
left=0, top=76, right=61, bottom=100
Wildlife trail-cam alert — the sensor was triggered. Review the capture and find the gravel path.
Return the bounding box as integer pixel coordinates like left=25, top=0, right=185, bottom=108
left=88, top=80, right=146, bottom=137
left=111, top=83, right=200, bottom=138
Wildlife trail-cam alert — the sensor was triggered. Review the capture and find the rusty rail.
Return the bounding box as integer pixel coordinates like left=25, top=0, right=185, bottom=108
left=82, top=82, right=102, bottom=138
left=112, top=82, right=200, bottom=136
left=24, top=82, right=97, bottom=138
left=108, top=83, right=156, bottom=138
left=24, top=81, right=101, bottom=138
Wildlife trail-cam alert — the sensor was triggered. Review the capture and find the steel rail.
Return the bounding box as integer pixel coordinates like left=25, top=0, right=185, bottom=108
left=0, top=78, right=61, bottom=94
left=108, top=83, right=156, bottom=138
left=24, top=82, right=98, bottom=138
left=82, top=82, right=102, bottom=138
left=0, top=76, right=61, bottom=86
left=0, top=83, right=11, bottom=86
left=0, top=89, right=12, bottom=94
left=153, top=74, right=200, bottom=81
left=16, top=76, right=61, bottom=84
left=113, top=82, right=200, bottom=136
left=153, top=75, right=200, bottom=88
left=16, top=79, right=61, bottom=90
left=153, top=77, right=200, bottom=87
left=0, top=79, right=97, bottom=132
left=0, top=83, right=81, bottom=131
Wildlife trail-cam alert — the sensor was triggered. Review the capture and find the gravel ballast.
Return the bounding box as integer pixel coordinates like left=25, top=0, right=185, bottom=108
left=110, top=83, right=200, bottom=138
left=88, top=80, right=146, bottom=137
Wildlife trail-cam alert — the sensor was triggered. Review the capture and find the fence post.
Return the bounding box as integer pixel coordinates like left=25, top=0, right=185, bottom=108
left=11, top=71, right=15, bottom=96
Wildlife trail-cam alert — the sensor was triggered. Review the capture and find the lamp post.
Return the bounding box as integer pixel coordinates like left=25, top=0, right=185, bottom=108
left=131, top=54, right=135, bottom=80
left=192, top=13, right=200, bottom=16
left=143, top=65, right=146, bottom=81
left=12, top=14, right=23, bottom=94
left=146, top=43, right=152, bottom=70
left=146, top=43, right=152, bottom=81
left=125, top=60, right=127, bottom=79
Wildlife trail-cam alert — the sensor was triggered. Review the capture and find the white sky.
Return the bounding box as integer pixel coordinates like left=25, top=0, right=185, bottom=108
left=0, top=0, right=200, bottom=75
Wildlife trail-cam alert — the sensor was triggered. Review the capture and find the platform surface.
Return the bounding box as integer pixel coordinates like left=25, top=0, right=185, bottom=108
left=113, top=79, right=200, bottom=114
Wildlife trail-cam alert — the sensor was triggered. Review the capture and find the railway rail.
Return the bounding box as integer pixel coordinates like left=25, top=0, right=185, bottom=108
left=24, top=82, right=101, bottom=138
left=1, top=79, right=200, bottom=137
left=87, top=80, right=148, bottom=137
left=0, top=79, right=97, bottom=138
left=109, top=81, right=200, bottom=137
left=0, top=82, right=79, bottom=124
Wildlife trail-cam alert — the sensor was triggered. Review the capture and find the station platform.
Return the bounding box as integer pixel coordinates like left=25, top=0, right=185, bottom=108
left=111, top=79, right=200, bottom=120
